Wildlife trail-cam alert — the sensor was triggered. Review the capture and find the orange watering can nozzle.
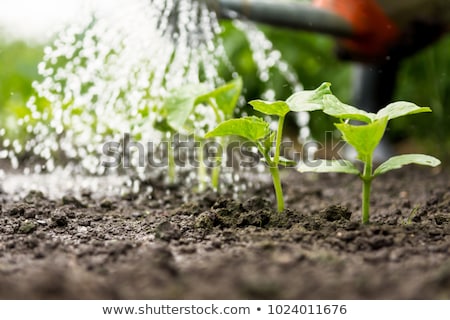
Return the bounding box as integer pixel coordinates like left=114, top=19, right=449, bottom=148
left=313, top=0, right=399, bottom=62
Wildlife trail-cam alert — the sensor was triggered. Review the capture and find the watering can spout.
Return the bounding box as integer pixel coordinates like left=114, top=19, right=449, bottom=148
left=205, top=0, right=355, bottom=38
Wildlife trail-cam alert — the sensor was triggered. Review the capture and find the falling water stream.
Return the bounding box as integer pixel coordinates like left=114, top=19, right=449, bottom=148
left=1, top=0, right=310, bottom=198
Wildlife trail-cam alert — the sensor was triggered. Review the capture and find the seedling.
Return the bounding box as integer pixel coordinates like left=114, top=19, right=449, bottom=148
left=292, top=83, right=441, bottom=224
left=205, top=83, right=332, bottom=212
left=160, top=78, right=242, bottom=190
left=206, top=100, right=295, bottom=212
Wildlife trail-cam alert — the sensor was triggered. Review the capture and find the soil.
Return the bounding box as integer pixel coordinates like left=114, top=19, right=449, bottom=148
left=0, top=166, right=449, bottom=299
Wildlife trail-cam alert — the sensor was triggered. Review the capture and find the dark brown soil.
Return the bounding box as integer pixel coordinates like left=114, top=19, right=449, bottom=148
left=1, top=166, right=449, bottom=299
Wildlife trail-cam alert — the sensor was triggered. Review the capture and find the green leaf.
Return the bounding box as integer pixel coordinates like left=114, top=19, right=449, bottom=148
left=297, top=159, right=360, bottom=174
left=249, top=100, right=290, bottom=117
left=335, top=117, right=388, bottom=161
left=164, top=84, right=210, bottom=129
left=373, top=154, right=441, bottom=176
left=376, top=101, right=432, bottom=121
left=205, top=116, right=270, bottom=142
left=322, top=95, right=376, bottom=123
left=197, top=77, right=243, bottom=118
left=153, top=118, right=174, bottom=133
left=286, top=82, right=332, bottom=112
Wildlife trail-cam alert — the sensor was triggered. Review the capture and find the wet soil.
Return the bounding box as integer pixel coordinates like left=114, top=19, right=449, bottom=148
left=0, top=167, right=449, bottom=299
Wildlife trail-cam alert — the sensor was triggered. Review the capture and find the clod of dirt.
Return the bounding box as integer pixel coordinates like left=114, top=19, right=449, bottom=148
left=211, top=198, right=274, bottom=228
left=175, top=202, right=204, bottom=216
left=195, top=212, right=214, bottom=230
left=100, top=199, right=116, bottom=210
left=106, top=241, right=134, bottom=258
left=368, top=235, right=394, bottom=250
left=8, top=205, right=25, bottom=216
left=23, top=207, right=38, bottom=219
left=155, top=221, right=181, bottom=241
left=243, top=196, right=272, bottom=211
left=236, top=210, right=271, bottom=228
left=62, top=195, right=87, bottom=208
left=18, top=221, right=37, bottom=234
left=23, top=190, right=46, bottom=204
left=51, top=212, right=69, bottom=227
left=435, top=214, right=450, bottom=225
left=320, top=205, right=352, bottom=221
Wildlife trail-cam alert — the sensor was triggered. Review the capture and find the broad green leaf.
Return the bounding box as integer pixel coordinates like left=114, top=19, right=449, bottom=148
left=297, top=159, right=360, bottom=174
left=376, top=101, right=432, bottom=121
left=205, top=116, right=270, bottom=142
left=164, top=84, right=210, bottom=129
left=373, top=154, right=441, bottom=176
left=249, top=100, right=290, bottom=117
left=323, top=95, right=376, bottom=123
left=197, top=77, right=243, bottom=118
left=286, top=82, right=332, bottom=112
left=335, top=117, right=388, bottom=161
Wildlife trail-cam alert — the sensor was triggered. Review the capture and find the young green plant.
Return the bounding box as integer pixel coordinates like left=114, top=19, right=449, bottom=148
left=161, top=78, right=242, bottom=190
left=291, top=83, right=441, bottom=224
left=206, top=100, right=295, bottom=212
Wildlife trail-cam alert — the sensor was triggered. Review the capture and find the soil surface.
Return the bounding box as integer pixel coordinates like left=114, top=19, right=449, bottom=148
left=0, top=166, right=449, bottom=299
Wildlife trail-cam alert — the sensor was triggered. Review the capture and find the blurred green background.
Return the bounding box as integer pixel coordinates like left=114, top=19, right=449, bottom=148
left=1, top=20, right=449, bottom=161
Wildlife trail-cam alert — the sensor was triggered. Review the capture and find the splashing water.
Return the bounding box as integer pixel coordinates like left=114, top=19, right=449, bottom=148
left=22, top=0, right=229, bottom=175
left=232, top=20, right=303, bottom=100
left=3, top=0, right=312, bottom=196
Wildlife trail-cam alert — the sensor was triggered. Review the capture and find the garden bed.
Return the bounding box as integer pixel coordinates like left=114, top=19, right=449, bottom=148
left=0, top=166, right=449, bottom=299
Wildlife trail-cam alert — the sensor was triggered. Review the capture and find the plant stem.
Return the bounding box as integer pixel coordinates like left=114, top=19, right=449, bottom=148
left=208, top=98, right=223, bottom=192
left=274, top=115, right=285, bottom=164
left=211, top=165, right=220, bottom=192
left=361, top=157, right=373, bottom=224
left=167, top=135, right=176, bottom=184
left=269, top=166, right=284, bottom=212
left=208, top=98, right=223, bottom=123
left=267, top=115, right=286, bottom=213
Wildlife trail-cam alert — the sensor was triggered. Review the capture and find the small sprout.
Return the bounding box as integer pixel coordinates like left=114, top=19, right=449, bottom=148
left=206, top=99, right=291, bottom=212
left=404, top=205, right=420, bottom=225
left=205, top=83, right=329, bottom=212
left=293, top=83, right=441, bottom=224
left=161, top=78, right=242, bottom=190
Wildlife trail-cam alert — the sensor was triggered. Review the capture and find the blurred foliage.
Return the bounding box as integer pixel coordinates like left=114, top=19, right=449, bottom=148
left=0, top=21, right=449, bottom=161
left=0, top=39, right=43, bottom=139
left=393, top=35, right=450, bottom=159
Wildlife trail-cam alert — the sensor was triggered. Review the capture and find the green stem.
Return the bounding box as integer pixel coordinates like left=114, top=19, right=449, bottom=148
left=167, top=135, right=176, bottom=184
left=361, top=157, right=373, bottom=224
left=208, top=98, right=223, bottom=192
left=208, top=98, right=223, bottom=123
left=266, top=115, right=286, bottom=213
left=269, top=166, right=284, bottom=212
left=211, top=165, right=220, bottom=192
left=210, top=136, right=224, bottom=192
left=274, top=115, right=285, bottom=164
